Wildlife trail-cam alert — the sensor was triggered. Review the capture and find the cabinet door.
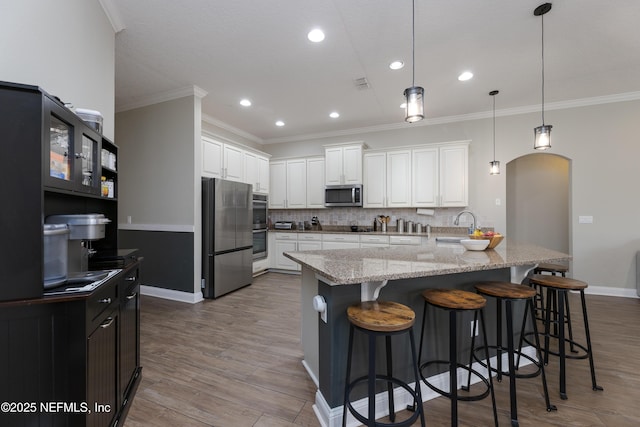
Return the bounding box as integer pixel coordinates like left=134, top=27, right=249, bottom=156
left=286, top=159, right=307, bottom=209
left=412, top=147, right=438, bottom=207
left=297, top=240, right=322, bottom=251
left=43, top=97, right=78, bottom=192
left=243, top=151, right=260, bottom=191
left=439, top=144, right=468, bottom=207
left=324, top=147, right=344, bottom=185
left=119, top=280, right=140, bottom=403
left=387, top=150, right=411, bottom=207
left=275, top=240, right=299, bottom=270
left=342, top=145, right=363, bottom=184
left=223, top=144, right=244, bottom=182
left=363, top=152, right=386, bottom=208
left=87, top=309, right=118, bottom=427
left=306, top=157, right=325, bottom=208
left=202, top=137, right=223, bottom=178
left=269, top=161, right=287, bottom=208
left=257, top=156, right=269, bottom=194
left=78, top=130, right=101, bottom=195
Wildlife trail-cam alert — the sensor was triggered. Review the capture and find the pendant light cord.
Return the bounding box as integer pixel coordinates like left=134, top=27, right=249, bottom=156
left=541, top=11, right=545, bottom=125
left=492, top=95, right=496, bottom=160
left=412, top=0, right=416, bottom=87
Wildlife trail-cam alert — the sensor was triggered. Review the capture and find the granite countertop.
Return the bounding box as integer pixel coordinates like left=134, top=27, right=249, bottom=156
left=283, top=237, right=571, bottom=285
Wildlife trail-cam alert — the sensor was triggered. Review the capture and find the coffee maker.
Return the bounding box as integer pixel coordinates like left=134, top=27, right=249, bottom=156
left=45, top=214, right=111, bottom=277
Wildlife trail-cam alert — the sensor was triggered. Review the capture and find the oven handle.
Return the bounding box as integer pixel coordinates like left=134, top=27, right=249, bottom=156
left=252, top=228, right=268, bottom=233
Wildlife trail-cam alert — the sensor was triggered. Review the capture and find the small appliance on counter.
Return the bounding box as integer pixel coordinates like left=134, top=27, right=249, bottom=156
left=44, top=213, right=111, bottom=288
left=274, top=221, right=294, bottom=230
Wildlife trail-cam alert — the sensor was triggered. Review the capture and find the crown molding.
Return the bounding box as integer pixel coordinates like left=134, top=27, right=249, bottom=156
left=201, top=114, right=263, bottom=144
left=116, top=85, right=208, bottom=113
left=99, top=0, right=126, bottom=33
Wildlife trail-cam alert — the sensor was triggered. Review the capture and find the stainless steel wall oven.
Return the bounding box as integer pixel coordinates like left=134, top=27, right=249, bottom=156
left=252, top=194, right=268, bottom=260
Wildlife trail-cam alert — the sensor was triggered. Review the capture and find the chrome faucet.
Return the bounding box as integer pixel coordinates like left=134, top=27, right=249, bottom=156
left=454, top=210, right=477, bottom=231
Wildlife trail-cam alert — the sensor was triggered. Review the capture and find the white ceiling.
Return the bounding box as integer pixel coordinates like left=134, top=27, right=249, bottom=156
left=110, top=0, right=640, bottom=144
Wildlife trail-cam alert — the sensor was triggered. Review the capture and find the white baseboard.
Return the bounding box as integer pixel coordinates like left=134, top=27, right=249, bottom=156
left=313, top=347, right=538, bottom=427
left=585, top=286, right=638, bottom=298
left=140, top=284, right=204, bottom=304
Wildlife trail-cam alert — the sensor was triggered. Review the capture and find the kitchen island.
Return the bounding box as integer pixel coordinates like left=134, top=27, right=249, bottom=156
left=284, top=237, right=570, bottom=427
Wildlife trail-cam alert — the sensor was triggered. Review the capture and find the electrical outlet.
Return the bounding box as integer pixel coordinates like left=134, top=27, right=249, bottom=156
left=495, top=198, right=501, bottom=206
left=470, top=320, right=478, bottom=337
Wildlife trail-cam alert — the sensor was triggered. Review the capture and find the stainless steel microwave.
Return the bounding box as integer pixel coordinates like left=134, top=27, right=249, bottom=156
left=325, top=184, right=363, bottom=207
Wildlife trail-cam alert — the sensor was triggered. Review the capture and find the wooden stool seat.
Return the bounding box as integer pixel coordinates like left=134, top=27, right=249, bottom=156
left=475, top=281, right=537, bottom=300
left=421, top=288, right=486, bottom=310
left=535, top=263, right=568, bottom=274
left=530, top=274, right=587, bottom=290
left=347, top=301, right=415, bottom=332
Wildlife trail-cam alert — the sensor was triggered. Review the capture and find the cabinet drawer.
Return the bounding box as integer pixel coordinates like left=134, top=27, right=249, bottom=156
left=389, top=235, right=422, bottom=245
left=297, top=233, right=322, bottom=241
left=274, top=232, right=297, bottom=240
left=87, top=281, right=117, bottom=329
left=360, top=235, right=390, bottom=244
left=323, top=233, right=360, bottom=243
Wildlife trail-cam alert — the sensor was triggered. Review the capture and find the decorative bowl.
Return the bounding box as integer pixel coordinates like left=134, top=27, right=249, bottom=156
left=468, top=233, right=504, bottom=249
left=460, top=239, right=490, bottom=251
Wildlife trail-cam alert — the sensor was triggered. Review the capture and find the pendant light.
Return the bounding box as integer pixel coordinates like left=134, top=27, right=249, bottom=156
left=533, top=3, right=552, bottom=150
left=489, top=90, right=500, bottom=175
left=404, top=0, right=424, bottom=122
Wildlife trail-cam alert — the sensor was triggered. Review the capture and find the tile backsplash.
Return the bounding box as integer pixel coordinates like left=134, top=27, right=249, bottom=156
left=269, top=207, right=495, bottom=230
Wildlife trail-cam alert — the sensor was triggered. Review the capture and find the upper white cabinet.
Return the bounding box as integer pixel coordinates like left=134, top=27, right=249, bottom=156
left=306, top=157, right=326, bottom=209
left=269, top=158, right=307, bottom=209
left=412, top=142, right=468, bottom=207
left=202, top=136, right=270, bottom=192
left=244, top=151, right=269, bottom=194
left=363, top=150, right=411, bottom=208
left=325, top=143, right=364, bottom=185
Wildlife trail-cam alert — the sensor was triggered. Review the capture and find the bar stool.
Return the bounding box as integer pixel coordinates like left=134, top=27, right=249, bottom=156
left=532, top=263, right=575, bottom=351
left=343, top=301, right=425, bottom=427
left=526, top=274, right=603, bottom=400
left=418, top=289, right=497, bottom=427
left=469, top=282, right=556, bottom=427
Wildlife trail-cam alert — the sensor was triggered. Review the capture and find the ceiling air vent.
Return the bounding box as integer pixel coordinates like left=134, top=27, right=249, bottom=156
left=353, top=77, right=370, bottom=90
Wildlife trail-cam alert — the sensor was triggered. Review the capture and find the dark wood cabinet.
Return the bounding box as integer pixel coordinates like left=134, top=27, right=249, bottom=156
left=0, top=81, right=140, bottom=426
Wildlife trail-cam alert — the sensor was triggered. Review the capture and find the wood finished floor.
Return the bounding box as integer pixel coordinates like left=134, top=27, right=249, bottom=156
left=124, top=272, right=640, bottom=427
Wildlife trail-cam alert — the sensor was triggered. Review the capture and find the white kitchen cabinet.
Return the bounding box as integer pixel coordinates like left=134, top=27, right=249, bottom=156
left=297, top=233, right=322, bottom=251
left=439, top=143, right=468, bottom=207
left=223, top=144, right=244, bottom=182
left=412, top=142, right=468, bottom=207
left=269, top=158, right=306, bottom=209
left=324, top=143, right=363, bottom=185
left=389, top=235, right=422, bottom=246
left=306, top=157, right=326, bottom=209
left=244, top=151, right=270, bottom=194
left=273, top=233, right=300, bottom=271
left=359, top=234, right=390, bottom=248
left=202, top=137, right=223, bottom=178
left=322, top=233, right=360, bottom=250
left=363, top=150, right=411, bottom=208
left=269, top=161, right=287, bottom=209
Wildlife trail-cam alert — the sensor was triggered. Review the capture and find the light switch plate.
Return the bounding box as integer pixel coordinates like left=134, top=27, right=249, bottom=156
left=578, top=215, right=593, bottom=224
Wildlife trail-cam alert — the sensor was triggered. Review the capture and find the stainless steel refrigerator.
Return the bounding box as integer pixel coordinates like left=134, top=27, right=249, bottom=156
left=202, top=178, right=253, bottom=298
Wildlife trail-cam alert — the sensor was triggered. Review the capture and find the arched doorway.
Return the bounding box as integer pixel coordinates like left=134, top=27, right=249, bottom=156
left=506, top=153, right=571, bottom=255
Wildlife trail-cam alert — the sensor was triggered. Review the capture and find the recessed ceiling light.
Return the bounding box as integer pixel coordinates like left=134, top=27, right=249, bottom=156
left=307, top=28, right=325, bottom=43
left=458, top=71, right=473, bottom=81
left=389, top=60, right=405, bottom=70
left=240, top=99, right=251, bottom=107
left=275, top=120, right=285, bottom=127
left=329, top=112, right=340, bottom=118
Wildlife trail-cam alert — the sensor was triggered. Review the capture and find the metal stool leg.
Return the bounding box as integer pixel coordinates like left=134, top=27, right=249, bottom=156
left=557, top=290, right=567, bottom=400
left=579, top=290, right=603, bottom=393
left=342, top=325, right=355, bottom=427
left=449, top=310, right=458, bottom=426
left=386, top=336, right=396, bottom=422
left=527, top=298, right=556, bottom=412
left=479, top=309, right=499, bottom=427
left=505, top=300, right=518, bottom=426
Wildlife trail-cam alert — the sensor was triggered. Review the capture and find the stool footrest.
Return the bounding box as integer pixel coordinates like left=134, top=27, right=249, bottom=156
left=419, top=360, right=492, bottom=402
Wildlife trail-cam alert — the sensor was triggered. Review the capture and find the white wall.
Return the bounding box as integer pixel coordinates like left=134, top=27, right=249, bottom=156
left=0, top=0, right=115, bottom=139
left=262, top=99, right=640, bottom=293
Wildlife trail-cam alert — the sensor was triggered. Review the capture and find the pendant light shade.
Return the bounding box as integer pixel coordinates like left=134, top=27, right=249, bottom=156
left=533, top=3, right=552, bottom=150
left=489, top=90, right=500, bottom=175
left=404, top=0, right=424, bottom=123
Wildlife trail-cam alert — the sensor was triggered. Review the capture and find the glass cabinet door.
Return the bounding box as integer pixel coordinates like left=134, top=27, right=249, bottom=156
left=79, top=133, right=99, bottom=194
left=49, top=115, right=72, bottom=182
